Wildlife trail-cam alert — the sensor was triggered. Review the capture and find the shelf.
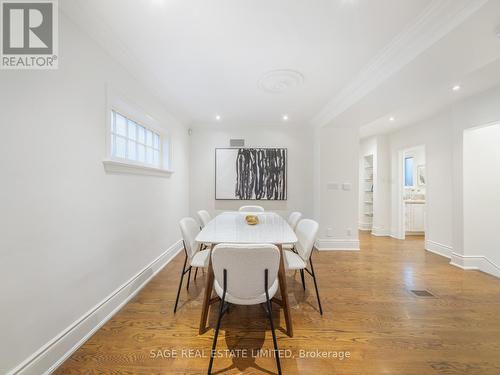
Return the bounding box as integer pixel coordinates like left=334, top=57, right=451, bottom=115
left=364, top=201, right=373, bottom=204
left=364, top=213, right=373, bottom=217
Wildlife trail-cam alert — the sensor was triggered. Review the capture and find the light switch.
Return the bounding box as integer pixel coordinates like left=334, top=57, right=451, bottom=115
left=327, top=182, right=339, bottom=190
left=342, top=183, right=352, bottom=191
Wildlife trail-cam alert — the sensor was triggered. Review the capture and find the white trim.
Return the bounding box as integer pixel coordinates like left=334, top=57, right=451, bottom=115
left=358, top=222, right=372, bottom=231
left=425, top=241, right=499, bottom=278
left=371, top=226, right=390, bottom=237
left=8, top=240, right=183, bottom=375
left=315, top=238, right=360, bottom=251
left=390, top=230, right=404, bottom=240
left=396, top=149, right=406, bottom=240
left=450, top=252, right=500, bottom=279
left=105, top=85, right=173, bottom=173
left=102, top=159, right=174, bottom=177
left=425, top=240, right=453, bottom=258
left=310, top=0, right=488, bottom=127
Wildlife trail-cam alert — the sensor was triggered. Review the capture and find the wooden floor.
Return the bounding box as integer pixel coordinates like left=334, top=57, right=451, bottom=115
left=56, top=233, right=500, bottom=374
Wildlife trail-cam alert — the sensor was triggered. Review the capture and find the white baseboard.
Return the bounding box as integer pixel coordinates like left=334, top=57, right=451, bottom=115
left=8, top=240, right=183, bottom=375
left=358, top=222, right=372, bottom=231
left=425, top=240, right=499, bottom=278
left=450, top=252, right=500, bottom=278
left=371, top=226, right=389, bottom=237
left=425, top=240, right=453, bottom=259
left=390, top=229, right=403, bottom=240
left=315, top=238, right=360, bottom=251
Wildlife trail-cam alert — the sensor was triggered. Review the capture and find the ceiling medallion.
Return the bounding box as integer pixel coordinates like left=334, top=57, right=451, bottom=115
left=258, top=69, right=304, bottom=94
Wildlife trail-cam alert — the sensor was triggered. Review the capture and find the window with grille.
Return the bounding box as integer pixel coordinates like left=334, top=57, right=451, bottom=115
left=111, top=110, right=162, bottom=168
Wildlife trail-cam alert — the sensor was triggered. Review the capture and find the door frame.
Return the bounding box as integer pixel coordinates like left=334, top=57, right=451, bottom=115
left=396, top=144, right=427, bottom=240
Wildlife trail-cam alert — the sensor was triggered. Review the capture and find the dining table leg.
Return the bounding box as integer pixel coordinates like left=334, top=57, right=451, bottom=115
left=277, top=244, right=293, bottom=337
left=199, top=244, right=215, bottom=335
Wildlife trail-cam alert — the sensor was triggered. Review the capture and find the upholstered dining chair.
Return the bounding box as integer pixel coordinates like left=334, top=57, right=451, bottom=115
left=283, top=219, right=323, bottom=315
left=196, top=209, right=212, bottom=256
left=174, top=217, right=210, bottom=313
left=208, top=243, right=282, bottom=375
left=284, top=211, right=303, bottom=250
left=238, top=205, right=265, bottom=212
left=196, top=210, right=211, bottom=228
left=286, top=211, right=302, bottom=231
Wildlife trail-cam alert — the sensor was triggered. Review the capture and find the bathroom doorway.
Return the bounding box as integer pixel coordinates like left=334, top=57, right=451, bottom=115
left=397, top=145, right=426, bottom=240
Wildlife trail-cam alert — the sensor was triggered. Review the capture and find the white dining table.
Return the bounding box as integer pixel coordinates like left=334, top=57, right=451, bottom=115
left=195, top=211, right=297, bottom=337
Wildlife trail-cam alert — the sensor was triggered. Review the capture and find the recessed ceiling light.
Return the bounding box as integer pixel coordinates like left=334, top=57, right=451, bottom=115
left=452, top=85, right=461, bottom=91
left=282, top=114, right=289, bottom=121
left=215, top=115, right=221, bottom=121
left=389, top=117, right=395, bottom=122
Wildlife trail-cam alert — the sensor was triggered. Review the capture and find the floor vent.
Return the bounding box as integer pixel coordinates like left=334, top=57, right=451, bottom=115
left=410, top=290, right=435, bottom=297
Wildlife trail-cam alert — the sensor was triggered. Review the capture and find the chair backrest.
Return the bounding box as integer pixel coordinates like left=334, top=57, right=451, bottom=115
left=196, top=210, right=211, bottom=228
left=179, top=217, right=201, bottom=259
left=211, top=244, right=280, bottom=301
left=239, top=205, right=264, bottom=212
left=287, top=211, right=303, bottom=231
left=295, top=219, right=319, bottom=261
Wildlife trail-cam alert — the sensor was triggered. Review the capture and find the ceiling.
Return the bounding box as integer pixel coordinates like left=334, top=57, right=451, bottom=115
left=61, top=0, right=432, bottom=126
left=61, top=0, right=500, bottom=132
left=353, top=0, right=500, bottom=137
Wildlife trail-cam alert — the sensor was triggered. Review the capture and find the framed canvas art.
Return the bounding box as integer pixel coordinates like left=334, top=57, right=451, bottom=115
left=215, top=148, right=287, bottom=200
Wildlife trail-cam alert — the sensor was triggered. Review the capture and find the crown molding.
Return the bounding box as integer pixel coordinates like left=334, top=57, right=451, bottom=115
left=59, top=2, right=191, bottom=125
left=310, top=0, right=489, bottom=128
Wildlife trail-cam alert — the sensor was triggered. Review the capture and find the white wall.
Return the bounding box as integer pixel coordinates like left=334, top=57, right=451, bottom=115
left=450, top=85, right=500, bottom=262
left=463, top=123, right=500, bottom=270
left=380, top=84, right=500, bottom=277
left=316, top=126, right=360, bottom=250
left=189, top=126, right=314, bottom=220
left=449, top=85, right=500, bottom=277
left=0, top=15, right=189, bottom=374
left=373, top=135, right=391, bottom=236
left=388, top=112, right=453, bottom=250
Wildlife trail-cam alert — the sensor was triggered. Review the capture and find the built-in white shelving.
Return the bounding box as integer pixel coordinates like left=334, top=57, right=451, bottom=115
left=362, top=154, right=374, bottom=229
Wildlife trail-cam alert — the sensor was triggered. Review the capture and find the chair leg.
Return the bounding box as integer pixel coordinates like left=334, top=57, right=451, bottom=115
left=299, top=269, right=306, bottom=290
left=208, top=269, right=227, bottom=375
left=194, top=267, right=198, bottom=281
left=186, top=266, right=192, bottom=290
left=309, top=255, right=323, bottom=315
left=173, top=253, right=188, bottom=313
left=265, top=269, right=282, bottom=375
left=208, top=304, right=224, bottom=374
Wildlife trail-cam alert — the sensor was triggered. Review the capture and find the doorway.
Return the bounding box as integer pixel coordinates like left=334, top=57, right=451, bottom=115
left=397, top=145, right=426, bottom=240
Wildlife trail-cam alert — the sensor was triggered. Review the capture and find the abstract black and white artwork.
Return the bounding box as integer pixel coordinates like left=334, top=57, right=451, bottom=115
left=215, top=148, right=287, bottom=200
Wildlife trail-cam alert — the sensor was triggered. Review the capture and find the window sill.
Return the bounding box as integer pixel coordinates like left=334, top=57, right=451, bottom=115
left=102, top=159, right=174, bottom=177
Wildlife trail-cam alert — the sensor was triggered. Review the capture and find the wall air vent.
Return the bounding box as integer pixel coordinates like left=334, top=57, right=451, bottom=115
left=230, top=139, right=245, bottom=148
